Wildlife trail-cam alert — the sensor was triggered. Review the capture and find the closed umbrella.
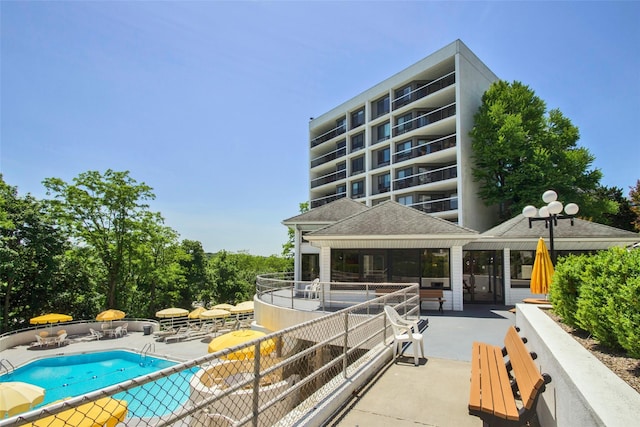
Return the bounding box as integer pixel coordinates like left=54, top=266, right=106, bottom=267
left=208, top=330, right=275, bottom=360
left=530, top=238, right=555, bottom=298
left=31, top=397, right=127, bottom=427
left=0, top=382, right=45, bottom=418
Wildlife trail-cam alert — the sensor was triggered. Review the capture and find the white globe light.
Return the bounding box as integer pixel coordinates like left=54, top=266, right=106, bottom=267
left=548, top=200, right=563, bottom=215
left=542, top=190, right=558, bottom=204
left=565, top=203, right=579, bottom=215
left=538, top=206, right=550, bottom=217
left=522, top=205, right=538, bottom=218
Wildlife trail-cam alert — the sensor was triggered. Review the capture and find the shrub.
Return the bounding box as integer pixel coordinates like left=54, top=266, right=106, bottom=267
left=550, top=254, right=588, bottom=327
left=573, top=247, right=640, bottom=354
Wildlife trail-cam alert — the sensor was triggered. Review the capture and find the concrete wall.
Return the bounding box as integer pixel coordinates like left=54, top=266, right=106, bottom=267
left=516, top=304, right=640, bottom=427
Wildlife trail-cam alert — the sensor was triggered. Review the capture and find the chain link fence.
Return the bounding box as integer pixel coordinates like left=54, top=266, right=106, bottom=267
left=1, top=284, right=419, bottom=427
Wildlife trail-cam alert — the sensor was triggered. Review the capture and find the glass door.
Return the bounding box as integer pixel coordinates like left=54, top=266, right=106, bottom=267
left=463, top=250, right=504, bottom=304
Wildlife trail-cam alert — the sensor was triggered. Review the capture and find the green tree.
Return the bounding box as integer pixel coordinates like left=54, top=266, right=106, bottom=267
left=596, top=186, right=637, bottom=231
left=629, top=180, right=640, bottom=231
left=43, top=170, right=165, bottom=309
left=470, top=81, right=606, bottom=223
left=208, top=250, right=252, bottom=304
left=0, top=176, right=68, bottom=331
left=282, top=202, right=309, bottom=258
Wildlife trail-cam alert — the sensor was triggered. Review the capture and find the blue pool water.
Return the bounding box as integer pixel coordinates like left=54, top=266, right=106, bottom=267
left=0, top=350, right=196, bottom=418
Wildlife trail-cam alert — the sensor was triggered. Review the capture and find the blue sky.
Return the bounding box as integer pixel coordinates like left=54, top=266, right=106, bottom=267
left=2, top=1, right=639, bottom=256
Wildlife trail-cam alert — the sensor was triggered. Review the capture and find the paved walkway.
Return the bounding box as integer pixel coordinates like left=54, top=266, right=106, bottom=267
left=327, top=305, right=516, bottom=426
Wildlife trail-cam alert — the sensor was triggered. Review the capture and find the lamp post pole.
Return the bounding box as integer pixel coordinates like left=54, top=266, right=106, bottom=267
left=522, top=190, right=579, bottom=265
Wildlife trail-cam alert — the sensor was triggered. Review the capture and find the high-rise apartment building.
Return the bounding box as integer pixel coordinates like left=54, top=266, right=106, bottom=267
left=308, top=40, right=498, bottom=232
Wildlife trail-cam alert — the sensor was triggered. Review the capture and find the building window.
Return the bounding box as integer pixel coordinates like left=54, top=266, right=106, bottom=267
left=376, top=122, right=390, bottom=143
left=336, top=117, right=346, bottom=131
left=351, top=132, right=365, bottom=152
left=351, top=180, right=365, bottom=198
left=374, top=95, right=390, bottom=118
left=397, top=195, right=413, bottom=206
left=394, top=85, right=412, bottom=108
left=395, top=113, right=413, bottom=135
left=301, top=254, right=319, bottom=282
left=373, top=147, right=390, bottom=168
left=336, top=184, right=346, bottom=195
left=421, top=249, right=450, bottom=289
left=351, top=108, right=365, bottom=129
left=376, top=173, right=390, bottom=193
left=351, top=156, right=364, bottom=176
left=395, top=140, right=412, bottom=162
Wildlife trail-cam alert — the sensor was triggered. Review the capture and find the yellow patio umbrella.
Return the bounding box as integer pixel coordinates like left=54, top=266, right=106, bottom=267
left=29, top=313, right=72, bottom=325
left=155, top=307, right=189, bottom=318
left=31, top=397, right=127, bottom=427
left=208, top=330, right=275, bottom=360
left=0, top=382, right=45, bottom=418
left=530, top=238, right=555, bottom=297
left=212, top=303, right=235, bottom=311
left=230, top=301, right=254, bottom=314
left=188, top=306, right=207, bottom=319
left=199, top=309, right=231, bottom=320
left=96, top=309, right=125, bottom=322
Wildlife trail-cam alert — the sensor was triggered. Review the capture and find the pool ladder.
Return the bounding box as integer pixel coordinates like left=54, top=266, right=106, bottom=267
left=139, top=343, right=155, bottom=366
left=0, top=359, right=16, bottom=375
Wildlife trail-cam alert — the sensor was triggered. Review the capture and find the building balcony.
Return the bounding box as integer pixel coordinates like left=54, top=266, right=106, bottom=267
left=310, top=124, right=347, bottom=148
left=311, top=170, right=347, bottom=189
left=410, top=196, right=458, bottom=214
left=310, top=192, right=347, bottom=209
left=393, top=134, right=456, bottom=163
left=392, top=72, right=456, bottom=110
left=310, top=146, right=347, bottom=168
left=392, top=103, right=456, bottom=137
left=393, top=165, right=457, bottom=190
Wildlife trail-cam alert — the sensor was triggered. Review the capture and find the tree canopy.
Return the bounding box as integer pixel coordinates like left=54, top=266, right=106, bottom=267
left=470, top=80, right=611, bottom=223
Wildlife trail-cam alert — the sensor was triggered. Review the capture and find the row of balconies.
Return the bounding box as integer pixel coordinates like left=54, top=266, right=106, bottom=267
left=310, top=190, right=458, bottom=215
left=310, top=72, right=455, bottom=149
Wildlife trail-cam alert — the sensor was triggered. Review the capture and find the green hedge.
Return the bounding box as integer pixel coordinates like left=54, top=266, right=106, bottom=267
left=551, top=247, right=640, bottom=358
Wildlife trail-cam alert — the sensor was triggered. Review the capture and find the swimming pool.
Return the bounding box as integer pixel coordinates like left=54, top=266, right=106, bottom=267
left=0, top=350, right=196, bottom=418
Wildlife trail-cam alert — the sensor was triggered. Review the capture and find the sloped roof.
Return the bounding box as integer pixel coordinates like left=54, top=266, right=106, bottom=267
left=464, top=214, right=640, bottom=250
left=282, top=198, right=369, bottom=225
left=305, top=201, right=478, bottom=248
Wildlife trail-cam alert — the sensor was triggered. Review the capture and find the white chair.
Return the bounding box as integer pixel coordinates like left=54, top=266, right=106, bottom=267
left=121, top=323, right=128, bottom=335
left=56, top=332, right=67, bottom=347
left=384, top=305, right=425, bottom=366
left=114, top=326, right=123, bottom=338
left=89, top=328, right=103, bottom=340
left=35, top=335, right=45, bottom=347
left=304, top=278, right=320, bottom=299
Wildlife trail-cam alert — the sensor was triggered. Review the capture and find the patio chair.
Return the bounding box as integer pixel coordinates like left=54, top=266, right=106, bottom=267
left=384, top=305, right=425, bottom=366
left=121, top=323, right=128, bottom=335
left=114, top=326, right=123, bottom=338
left=35, top=334, right=45, bottom=347
left=56, top=332, right=67, bottom=347
left=304, top=278, right=320, bottom=299
left=89, top=328, right=104, bottom=341
left=384, top=304, right=424, bottom=334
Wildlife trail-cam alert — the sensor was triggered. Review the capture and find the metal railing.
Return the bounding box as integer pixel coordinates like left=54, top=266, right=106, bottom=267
left=1, top=282, right=419, bottom=427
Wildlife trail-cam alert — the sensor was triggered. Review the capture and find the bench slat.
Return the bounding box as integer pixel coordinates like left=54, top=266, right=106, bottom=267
left=469, top=342, right=482, bottom=411
left=504, top=327, right=544, bottom=409
left=487, top=344, right=519, bottom=420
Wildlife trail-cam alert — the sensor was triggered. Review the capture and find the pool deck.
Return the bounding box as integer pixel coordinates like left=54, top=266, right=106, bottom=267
left=1, top=305, right=516, bottom=426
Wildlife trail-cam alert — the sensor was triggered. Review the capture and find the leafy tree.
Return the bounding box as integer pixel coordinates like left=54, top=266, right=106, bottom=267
left=43, top=170, right=165, bottom=309
left=282, top=202, right=309, bottom=258
left=596, top=186, right=637, bottom=231
left=470, top=81, right=606, bottom=223
left=629, top=180, right=640, bottom=231
left=0, top=176, right=68, bottom=331
left=208, top=250, right=253, bottom=304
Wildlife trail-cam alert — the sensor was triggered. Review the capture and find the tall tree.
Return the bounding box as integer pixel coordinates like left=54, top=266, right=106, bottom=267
left=43, top=170, right=163, bottom=308
left=470, top=81, right=606, bottom=223
left=0, top=176, right=68, bottom=331
left=630, top=180, right=640, bottom=232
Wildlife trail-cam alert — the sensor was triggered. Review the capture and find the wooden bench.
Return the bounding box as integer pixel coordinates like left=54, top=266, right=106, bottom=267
left=469, top=326, right=551, bottom=427
left=419, top=289, right=445, bottom=313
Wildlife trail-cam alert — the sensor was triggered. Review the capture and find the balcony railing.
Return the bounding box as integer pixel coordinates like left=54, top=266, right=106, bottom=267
left=392, top=72, right=456, bottom=110
left=310, top=146, right=347, bottom=168
left=393, top=165, right=457, bottom=189
left=410, top=196, right=458, bottom=214
left=311, top=170, right=347, bottom=188
left=392, top=103, right=456, bottom=137
left=310, top=124, right=347, bottom=148
left=393, top=134, right=456, bottom=163
left=310, top=192, right=347, bottom=209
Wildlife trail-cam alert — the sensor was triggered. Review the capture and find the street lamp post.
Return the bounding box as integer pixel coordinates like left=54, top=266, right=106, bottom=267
left=522, top=190, right=579, bottom=265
